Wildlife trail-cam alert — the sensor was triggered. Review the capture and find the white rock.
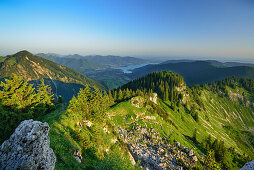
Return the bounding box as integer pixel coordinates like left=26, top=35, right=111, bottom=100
left=0, top=119, right=56, bottom=170
left=241, top=160, right=254, bottom=170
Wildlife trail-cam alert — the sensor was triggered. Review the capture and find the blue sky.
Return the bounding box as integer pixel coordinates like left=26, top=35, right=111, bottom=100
left=0, top=0, right=253, bottom=60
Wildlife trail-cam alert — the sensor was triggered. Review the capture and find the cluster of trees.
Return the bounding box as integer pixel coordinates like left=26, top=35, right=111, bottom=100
left=67, top=83, right=160, bottom=122
left=191, top=76, right=254, bottom=111
left=119, top=71, right=186, bottom=105
left=195, top=76, right=254, bottom=97
left=67, top=85, right=114, bottom=122
left=195, top=134, right=250, bottom=169
left=201, top=135, right=227, bottom=164
left=0, top=74, right=55, bottom=143
left=67, top=85, right=137, bottom=169
left=111, top=88, right=144, bottom=103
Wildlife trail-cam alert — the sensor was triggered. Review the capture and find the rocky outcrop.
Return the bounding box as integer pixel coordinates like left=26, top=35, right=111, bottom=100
left=117, top=126, right=198, bottom=169
left=241, top=160, right=254, bottom=170
left=0, top=119, right=56, bottom=170
left=73, top=149, right=82, bottom=163
left=149, top=93, right=158, bottom=104
left=130, top=96, right=145, bottom=108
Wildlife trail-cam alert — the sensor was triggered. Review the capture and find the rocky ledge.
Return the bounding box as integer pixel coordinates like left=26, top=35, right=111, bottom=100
left=0, top=119, right=56, bottom=170
left=117, top=126, right=198, bottom=169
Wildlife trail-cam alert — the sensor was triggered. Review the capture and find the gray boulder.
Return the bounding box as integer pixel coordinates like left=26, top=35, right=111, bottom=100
left=0, top=119, right=56, bottom=170
left=241, top=160, right=254, bottom=170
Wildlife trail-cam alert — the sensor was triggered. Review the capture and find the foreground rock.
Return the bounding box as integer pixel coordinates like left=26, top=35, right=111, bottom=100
left=241, top=160, right=254, bottom=170
left=0, top=119, right=56, bottom=170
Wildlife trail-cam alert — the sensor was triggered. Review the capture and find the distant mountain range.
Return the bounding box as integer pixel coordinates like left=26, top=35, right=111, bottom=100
left=0, top=51, right=105, bottom=101
left=36, top=54, right=254, bottom=89
left=131, top=60, right=254, bottom=86
left=2, top=51, right=254, bottom=91
left=161, top=59, right=254, bottom=68
left=37, top=53, right=148, bottom=72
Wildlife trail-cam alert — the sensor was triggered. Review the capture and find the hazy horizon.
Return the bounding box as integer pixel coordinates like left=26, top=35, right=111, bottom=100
left=2, top=50, right=254, bottom=64
left=0, top=0, right=253, bottom=61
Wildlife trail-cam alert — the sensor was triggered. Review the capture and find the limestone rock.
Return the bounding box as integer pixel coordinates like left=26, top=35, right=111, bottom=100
left=83, top=120, right=93, bottom=127
left=241, top=160, right=254, bottom=170
left=130, top=96, right=145, bottom=108
left=73, top=149, right=82, bottom=163
left=149, top=93, right=157, bottom=104
left=188, top=149, right=194, bottom=157
left=175, top=141, right=181, bottom=148
left=0, top=119, right=56, bottom=170
left=191, top=156, right=198, bottom=163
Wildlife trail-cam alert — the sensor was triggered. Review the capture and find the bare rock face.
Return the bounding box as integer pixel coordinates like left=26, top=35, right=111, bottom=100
left=241, top=160, right=254, bottom=170
left=149, top=93, right=157, bottom=104
left=130, top=96, right=145, bottom=108
left=117, top=126, right=197, bottom=169
left=0, top=119, right=56, bottom=170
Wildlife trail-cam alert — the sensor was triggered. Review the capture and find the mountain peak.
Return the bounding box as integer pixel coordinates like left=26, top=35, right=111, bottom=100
left=14, top=50, right=33, bottom=57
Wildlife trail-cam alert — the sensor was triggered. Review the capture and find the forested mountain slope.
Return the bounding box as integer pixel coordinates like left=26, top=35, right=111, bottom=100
left=36, top=71, right=254, bottom=169
left=131, top=61, right=254, bottom=86
left=0, top=51, right=105, bottom=101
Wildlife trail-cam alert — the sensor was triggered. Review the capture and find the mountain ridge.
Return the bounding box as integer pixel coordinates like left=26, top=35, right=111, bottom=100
left=131, top=61, right=254, bottom=86
left=0, top=50, right=105, bottom=101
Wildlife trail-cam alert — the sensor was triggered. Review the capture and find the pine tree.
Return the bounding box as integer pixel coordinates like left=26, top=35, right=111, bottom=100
left=0, top=74, right=36, bottom=109
left=192, top=128, right=198, bottom=143
left=36, top=78, right=54, bottom=106
left=102, top=90, right=109, bottom=109
left=113, top=90, right=117, bottom=101
left=91, top=86, right=103, bottom=120
left=118, top=89, right=123, bottom=101
left=126, top=88, right=131, bottom=99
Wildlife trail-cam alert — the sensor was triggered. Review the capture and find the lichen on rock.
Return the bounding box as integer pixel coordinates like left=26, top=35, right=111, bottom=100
left=241, top=160, right=254, bottom=170
left=0, top=119, right=56, bottom=170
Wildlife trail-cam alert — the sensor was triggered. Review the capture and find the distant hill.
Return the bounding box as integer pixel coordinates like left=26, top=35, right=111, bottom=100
left=205, top=60, right=254, bottom=68
left=0, top=51, right=105, bottom=101
left=37, top=53, right=149, bottom=89
left=160, top=59, right=194, bottom=64
left=131, top=61, right=254, bottom=86
left=83, top=55, right=148, bottom=67
left=162, top=59, right=254, bottom=68
left=37, top=53, right=148, bottom=70
left=37, top=53, right=101, bottom=72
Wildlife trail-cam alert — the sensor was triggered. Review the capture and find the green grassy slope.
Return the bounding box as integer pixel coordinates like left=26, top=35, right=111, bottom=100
left=39, top=89, right=253, bottom=169
left=37, top=71, right=254, bottom=169
left=38, top=104, right=135, bottom=170
left=107, top=95, right=253, bottom=169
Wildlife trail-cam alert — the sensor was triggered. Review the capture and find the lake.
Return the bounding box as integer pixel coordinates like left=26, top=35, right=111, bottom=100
left=114, top=64, right=149, bottom=73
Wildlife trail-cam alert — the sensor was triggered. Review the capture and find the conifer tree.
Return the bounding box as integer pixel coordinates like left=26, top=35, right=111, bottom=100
left=126, top=88, right=131, bottom=99
left=0, top=74, right=36, bottom=109
left=193, top=128, right=198, bottom=143
left=108, top=90, right=114, bottom=106
left=118, top=89, right=123, bottom=101
left=36, top=78, right=54, bottom=106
